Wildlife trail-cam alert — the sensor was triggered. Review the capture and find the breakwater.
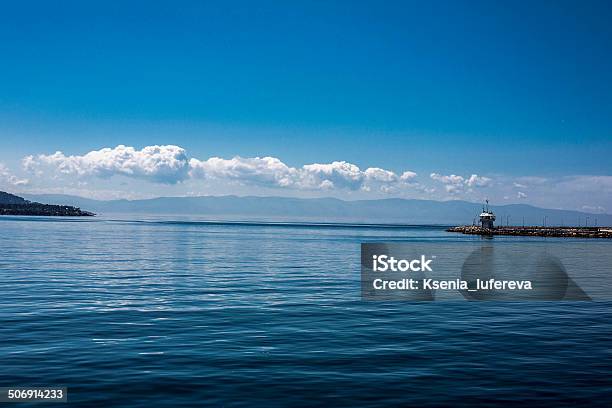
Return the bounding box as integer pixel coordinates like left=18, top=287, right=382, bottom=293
left=447, top=225, right=612, bottom=238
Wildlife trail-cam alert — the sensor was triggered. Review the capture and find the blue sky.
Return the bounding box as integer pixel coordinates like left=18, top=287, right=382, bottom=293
left=1, top=1, right=611, bottom=211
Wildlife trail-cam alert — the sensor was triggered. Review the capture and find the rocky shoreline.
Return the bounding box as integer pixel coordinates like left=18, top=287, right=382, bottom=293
left=447, top=225, right=612, bottom=238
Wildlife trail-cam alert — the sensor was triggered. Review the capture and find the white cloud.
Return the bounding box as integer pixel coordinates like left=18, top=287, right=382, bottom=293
left=24, top=145, right=190, bottom=184
left=0, top=163, right=29, bottom=186
left=430, top=173, right=465, bottom=185
left=364, top=167, right=398, bottom=183
left=25, top=145, right=418, bottom=193
left=517, top=191, right=527, bottom=199
left=301, top=161, right=366, bottom=190
left=400, top=171, right=417, bottom=181
left=465, top=174, right=491, bottom=187
left=430, top=172, right=491, bottom=194
left=189, top=156, right=298, bottom=187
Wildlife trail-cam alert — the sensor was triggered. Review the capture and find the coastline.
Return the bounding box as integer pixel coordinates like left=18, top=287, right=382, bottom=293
left=0, top=204, right=94, bottom=217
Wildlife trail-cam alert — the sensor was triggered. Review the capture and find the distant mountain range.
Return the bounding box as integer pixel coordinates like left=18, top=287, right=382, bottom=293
left=20, top=193, right=612, bottom=226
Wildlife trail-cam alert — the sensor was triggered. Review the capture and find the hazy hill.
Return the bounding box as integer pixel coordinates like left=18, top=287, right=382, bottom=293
left=0, top=191, right=28, bottom=205
left=21, top=193, right=612, bottom=226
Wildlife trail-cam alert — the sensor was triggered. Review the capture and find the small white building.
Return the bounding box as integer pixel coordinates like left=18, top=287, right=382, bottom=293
left=479, top=200, right=496, bottom=229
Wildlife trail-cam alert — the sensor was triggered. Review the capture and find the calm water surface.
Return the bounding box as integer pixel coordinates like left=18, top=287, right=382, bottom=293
left=0, top=215, right=610, bottom=407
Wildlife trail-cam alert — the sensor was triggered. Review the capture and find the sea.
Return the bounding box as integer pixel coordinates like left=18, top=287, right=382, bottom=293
left=0, top=215, right=611, bottom=407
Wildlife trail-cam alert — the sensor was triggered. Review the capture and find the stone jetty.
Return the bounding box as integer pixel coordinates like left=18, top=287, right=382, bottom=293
left=447, top=225, right=612, bottom=239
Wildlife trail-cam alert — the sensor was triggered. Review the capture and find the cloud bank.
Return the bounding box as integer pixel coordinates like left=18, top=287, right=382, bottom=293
left=25, top=145, right=430, bottom=193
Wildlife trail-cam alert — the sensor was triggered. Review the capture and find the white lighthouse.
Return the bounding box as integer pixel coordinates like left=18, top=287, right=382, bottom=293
left=479, top=199, right=496, bottom=230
